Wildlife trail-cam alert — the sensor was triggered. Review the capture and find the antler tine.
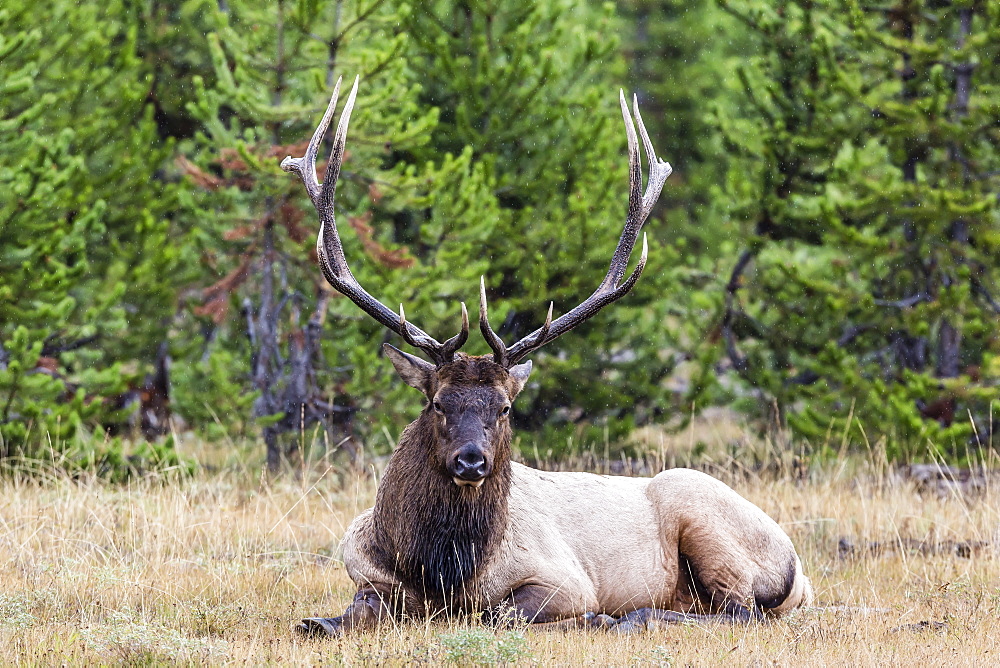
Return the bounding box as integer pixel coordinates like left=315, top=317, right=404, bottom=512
left=632, top=94, right=673, bottom=224
left=601, top=89, right=656, bottom=291
left=506, top=301, right=553, bottom=362
left=498, top=90, right=670, bottom=367
left=479, top=277, right=509, bottom=366
left=317, top=76, right=359, bottom=217
left=280, top=77, right=342, bottom=205
left=620, top=89, right=643, bottom=257
left=283, top=77, right=469, bottom=366
left=397, top=303, right=438, bottom=348
left=440, top=302, right=470, bottom=358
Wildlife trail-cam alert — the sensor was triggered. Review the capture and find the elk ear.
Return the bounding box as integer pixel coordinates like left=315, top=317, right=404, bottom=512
left=508, top=360, right=532, bottom=396
left=383, top=344, right=435, bottom=394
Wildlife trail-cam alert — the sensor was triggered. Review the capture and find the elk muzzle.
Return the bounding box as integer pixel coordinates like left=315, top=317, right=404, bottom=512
left=450, top=443, right=491, bottom=487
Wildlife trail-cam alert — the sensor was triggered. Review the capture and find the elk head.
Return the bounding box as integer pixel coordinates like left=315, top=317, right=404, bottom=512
left=282, top=77, right=671, bottom=487
left=383, top=347, right=532, bottom=487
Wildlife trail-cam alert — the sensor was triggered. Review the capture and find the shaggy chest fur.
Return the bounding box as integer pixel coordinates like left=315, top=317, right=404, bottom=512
left=375, top=490, right=506, bottom=599
left=367, top=425, right=511, bottom=603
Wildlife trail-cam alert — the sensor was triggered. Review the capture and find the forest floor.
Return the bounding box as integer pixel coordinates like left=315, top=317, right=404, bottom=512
left=1, top=419, right=999, bottom=666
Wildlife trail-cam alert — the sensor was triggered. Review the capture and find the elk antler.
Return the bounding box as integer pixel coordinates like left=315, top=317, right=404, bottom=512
left=480, top=90, right=673, bottom=367
left=281, top=77, right=469, bottom=366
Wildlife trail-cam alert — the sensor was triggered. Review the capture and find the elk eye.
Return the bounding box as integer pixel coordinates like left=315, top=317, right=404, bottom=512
left=499, top=405, right=510, bottom=418
left=433, top=401, right=444, bottom=414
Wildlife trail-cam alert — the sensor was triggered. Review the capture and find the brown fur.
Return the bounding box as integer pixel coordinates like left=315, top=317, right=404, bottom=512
left=366, top=355, right=516, bottom=605
left=435, top=354, right=517, bottom=390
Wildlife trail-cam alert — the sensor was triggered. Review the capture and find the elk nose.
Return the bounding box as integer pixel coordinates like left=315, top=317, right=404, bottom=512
left=453, top=445, right=489, bottom=481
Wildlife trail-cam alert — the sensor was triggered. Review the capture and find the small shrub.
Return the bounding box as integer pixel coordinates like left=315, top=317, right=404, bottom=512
left=437, top=628, right=531, bottom=666
left=0, top=593, right=37, bottom=630
left=188, top=597, right=251, bottom=637
left=0, top=433, right=195, bottom=482
left=81, top=611, right=229, bottom=665
left=631, top=645, right=674, bottom=667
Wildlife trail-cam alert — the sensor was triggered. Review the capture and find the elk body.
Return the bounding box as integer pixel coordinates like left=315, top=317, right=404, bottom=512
left=282, top=77, right=812, bottom=636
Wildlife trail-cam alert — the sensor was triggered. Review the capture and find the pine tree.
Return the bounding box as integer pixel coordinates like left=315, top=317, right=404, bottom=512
left=614, top=0, right=758, bottom=421
left=174, top=0, right=453, bottom=467
left=399, top=1, right=692, bottom=450
left=173, top=0, right=700, bottom=460
left=617, top=0, right=748, bottom=222
left=714, top=0, right=1000, bottom=457
left=0, top=2, right=188, bottom=458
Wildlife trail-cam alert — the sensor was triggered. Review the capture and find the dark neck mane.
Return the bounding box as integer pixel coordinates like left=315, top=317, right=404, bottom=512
left=369, top=411, right=512, bottom=601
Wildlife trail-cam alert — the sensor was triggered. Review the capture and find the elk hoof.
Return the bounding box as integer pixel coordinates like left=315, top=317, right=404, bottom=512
left=295, top=617, right=342, bottom=637
left=583, top=612, right=617, bottom=629
left=613, top=619, right=645, bottom=635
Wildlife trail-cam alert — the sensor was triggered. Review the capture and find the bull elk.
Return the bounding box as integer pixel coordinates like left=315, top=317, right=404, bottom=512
left=282, top=77, right=812, bottom=636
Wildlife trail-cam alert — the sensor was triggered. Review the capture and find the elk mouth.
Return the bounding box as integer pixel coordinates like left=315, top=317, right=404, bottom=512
left=453, top=476, right=485, bottom=488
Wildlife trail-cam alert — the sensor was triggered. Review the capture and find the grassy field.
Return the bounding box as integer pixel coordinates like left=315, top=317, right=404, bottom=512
left=1, top=423, right=999, bottom=666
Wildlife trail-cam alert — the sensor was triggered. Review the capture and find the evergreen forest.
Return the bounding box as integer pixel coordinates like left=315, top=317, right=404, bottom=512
left=2, top=0, right=999, bottom=474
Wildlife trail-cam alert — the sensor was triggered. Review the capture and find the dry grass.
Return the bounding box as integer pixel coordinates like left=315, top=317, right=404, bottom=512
left=1, top=426, right=1000, bottom=666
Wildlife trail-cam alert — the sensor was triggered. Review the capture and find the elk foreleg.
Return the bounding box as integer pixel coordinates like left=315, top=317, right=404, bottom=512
left=296, top=586, right=397, bottom=637
left=482, top=584, right=590, bottom=629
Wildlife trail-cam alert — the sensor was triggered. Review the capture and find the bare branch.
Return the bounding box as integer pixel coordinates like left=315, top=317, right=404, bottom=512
left=721, top=248, right=755, bottom=373
left=873, top=292, right=929, bottom=308
left=40, top=334, right=100, bottom=357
